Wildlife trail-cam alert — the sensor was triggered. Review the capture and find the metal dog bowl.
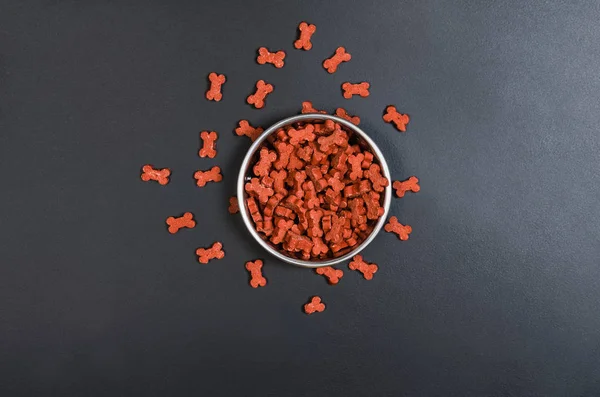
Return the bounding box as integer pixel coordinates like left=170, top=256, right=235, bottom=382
left=237, top=114, right=391, bottom=268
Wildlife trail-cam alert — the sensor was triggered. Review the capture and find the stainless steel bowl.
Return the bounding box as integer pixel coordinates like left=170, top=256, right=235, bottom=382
left=237, top=114, right=392, bottom=268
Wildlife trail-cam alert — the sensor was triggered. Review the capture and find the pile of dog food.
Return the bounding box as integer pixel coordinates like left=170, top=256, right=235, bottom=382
left=140, top=22, right=419, bottom=315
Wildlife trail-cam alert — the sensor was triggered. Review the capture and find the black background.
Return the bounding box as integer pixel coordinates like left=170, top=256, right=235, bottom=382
left=2, top=1, right=600, bottom=396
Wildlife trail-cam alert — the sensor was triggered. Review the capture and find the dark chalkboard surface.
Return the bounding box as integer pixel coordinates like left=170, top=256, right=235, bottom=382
left=2, top=1, right=600, bottom=396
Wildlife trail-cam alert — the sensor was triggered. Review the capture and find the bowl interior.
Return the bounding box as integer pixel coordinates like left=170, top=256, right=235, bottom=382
left=237, top=114, right=392, bottom=268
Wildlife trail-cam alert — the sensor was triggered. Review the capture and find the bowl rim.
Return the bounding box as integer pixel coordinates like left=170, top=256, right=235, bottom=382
left=237, top=113, right=392, bottom=268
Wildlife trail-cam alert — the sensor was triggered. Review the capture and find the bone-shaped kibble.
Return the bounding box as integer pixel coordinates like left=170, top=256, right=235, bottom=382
left=271, top=218, right=293, bottom=245
left=315, top=266, right=344, bottom=284
left=273, top=141, right=293, bottom=170
left=205, top=72, right=226, bottom=102
left=327, top=213, right=346, bottom=243
left=303, top=180, right=320, bottom=209
left=270, top=170, right=288, bottom=195
left=264, top=193, right=284, bottom=217
left=348, top=197, right=367, bottom=228
left=341, top=82, right=370, bottom=99
left=245, top=177, right=274, bottom=204
left=245, top=259, right=267, bottom=288
left=304, top=296, right=325, bottom=314
left=228, top=196, right=239, bottom=214
left=247, top=197, right=262, bottom=224
left=166, top=212, right=195, bottom=234
left=392, top=176, right=420, bottom=198
left=384, top=216, right=412, bottom=240
left=383, top=105, right=410, bottom=132
left=235, top=120, right=264, bottom=141
left=194, top=166, right=222, bottom=187
left=307, top=208, right=324, bottom=238
left=287, top=150, right=304, bottom=170
left=313, top=120, right=336, bottom=137
left=361, top=152, right=374, bottom=170
left=253, top=147, right=277, bottom=177
left=294, top=22, right=316, bottom=50
left=296, top=145, right=314, bottom=162
left=257, top=47, right=286, bottom=68
left=247, top=80, right=274, bottom=109
left=284, top=232, right=314, bottom=258
left=363, top=191, right=384, bottom=220
left=141, top=164, right=170, bottom=185
left=301, top=101, right=326, bottom=114
left=311, top=237, right=329, bottom=256
left=288, top=124, right=315, bottom=145
left=347, top=153, right=364, bottom=180
left=323, top=47, right=351, bottom=73
left=317, top=130, right=348, bottom=153
left=335, top=108, right=360, bottom=125
left=196, top=242, right=225, bottom=264
left=328, top=177, right=345, bottom=193
left=343, top=179, right=371, bottom=199
left=331, top=151, right=348, bottom=173
left=199, top=131, right=218, bottom=158
left=306, top=165, right=328, bottom=192
left=364, top=164, right=389, bottom=192
left=348, top=254, right=378, bottom=280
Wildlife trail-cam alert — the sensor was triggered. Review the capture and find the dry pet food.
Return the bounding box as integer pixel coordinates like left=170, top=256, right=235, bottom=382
left=304, top=296, right=325, bottom=314
left=323, top=47, right=351, bottom=73
left=235, top=120, right=264, bottom=141
left=335, top=108, right=360, bottom=125
left=206, top=72, right=226, bottom=102
left=315, top=266, right=344, bottom=284
left=196, top=242, right=225, bottom=264
left=141, top=164, right=170, bottom=185
left=199, top=131, right=218, bottom=158
left=383, top=105, right=410, bottom=132
left=257, top=47, right=286, bottom=68
left=245, top=259, right=267, bottom=288
left=194, top=166, right=223, bottom=187
left=243, top=119, right=388, bottom=260
left=294, top=22, right=316, bottom=50
left=392, top=176, right=420, bottom=197
left=166, top=212, right=196, bottom=234
left=247, top=80, right=274, bottom=109
left=384, top=216, right=412, bottom=240
left=348, top=254, right=378, bottom=280
left=342, top=82, right=370, bottom=99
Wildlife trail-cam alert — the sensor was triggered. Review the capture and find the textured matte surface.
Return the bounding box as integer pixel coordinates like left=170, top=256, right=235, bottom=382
left=1, top=1, right=600, bottom=396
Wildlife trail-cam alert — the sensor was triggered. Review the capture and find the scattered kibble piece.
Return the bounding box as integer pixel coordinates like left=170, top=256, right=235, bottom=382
left=166, top=212, right=195, bottom=234
left=301, top=101, right=327, bottom=114
left=257, top=47, right=286, bottom=68
left=196, top=242, right=225, bottom=264
left=315, top=266, right=344, bottom=284
left=245, top=259, right=267, bottom=288
left=206, top=72, right=226, bottom=102
left=342, top=82, right=370, bottom=99
left=247, top=80, right=274, bottom=109
left=228, top=196, right=239, bottom=214
left=194, top=166, right=222, bottom=187
left=235, top=120, right=264, bottom=141
left=392, top=176, right=420, bottom=197
left=323, top=47, right=351, bottom=73
left=335, top=108, right=360, bottom=125
left=199, top=131, right=218, bottom=158
left=141, top=164, right=170, bottom=185
left=384, top=216, right=412, bottom=240
left=348, top=254, right=378, bottom=280
left=383, top=105, right=410, bottom=132
left=294, top=22, right=316, bottom=50
left=304, top=296, right=325, bottom=314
